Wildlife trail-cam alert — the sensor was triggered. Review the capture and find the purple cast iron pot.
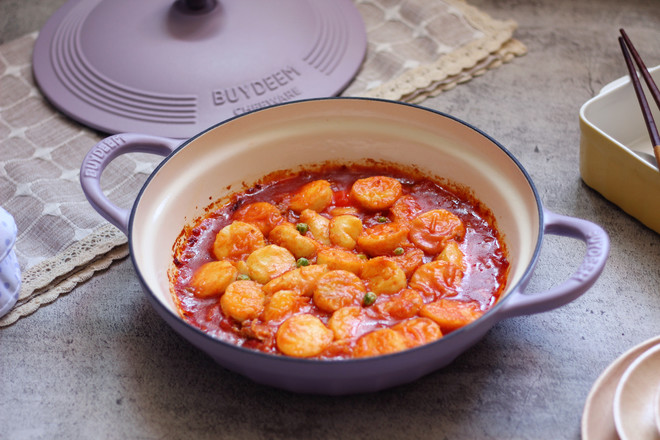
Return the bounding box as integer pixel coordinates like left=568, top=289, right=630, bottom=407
left=80, top=98, right=609, bottom=395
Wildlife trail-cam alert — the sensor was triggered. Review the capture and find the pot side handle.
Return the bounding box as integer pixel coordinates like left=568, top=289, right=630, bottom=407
left=80, top=133, right=181, bottom=234
left=498, top=209, right=610, bottom=319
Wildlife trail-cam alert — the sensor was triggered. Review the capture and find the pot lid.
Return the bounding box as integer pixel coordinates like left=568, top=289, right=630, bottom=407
left=33, top=0, right=367, bottom=139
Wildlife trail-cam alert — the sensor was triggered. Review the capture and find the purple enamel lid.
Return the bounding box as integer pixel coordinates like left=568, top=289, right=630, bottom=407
left=33, top=0, right=367, bottom=138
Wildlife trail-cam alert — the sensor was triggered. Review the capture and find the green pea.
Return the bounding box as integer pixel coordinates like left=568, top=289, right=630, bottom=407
left=376, top=216, right=388, bottom=223
left=357, top=253, right=368, bottom=261
left=363, top=291, right=377, bottom=306
left=237, top=274, right=250, bottom=281
left=393, top=247, right=404, bottom=256
left=296, top=223, right=309, bottom=234
left=296, top=257, right=310, bottom=267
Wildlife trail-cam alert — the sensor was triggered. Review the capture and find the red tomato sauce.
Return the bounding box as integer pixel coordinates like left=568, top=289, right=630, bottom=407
left=170, top=163, right=509, bottom=359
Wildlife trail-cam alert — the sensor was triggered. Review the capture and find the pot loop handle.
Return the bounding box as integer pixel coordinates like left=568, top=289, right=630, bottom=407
left=80, top=133, right=182, bottom=234
left=499, top=209, right=610, bottom=319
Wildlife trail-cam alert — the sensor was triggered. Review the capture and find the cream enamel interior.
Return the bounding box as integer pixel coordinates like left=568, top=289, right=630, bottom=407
left=129, top=100, right=541, bottom=315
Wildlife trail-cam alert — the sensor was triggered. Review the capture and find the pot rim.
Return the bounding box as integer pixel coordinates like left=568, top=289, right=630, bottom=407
left=126, top=96, right=544, bottom=365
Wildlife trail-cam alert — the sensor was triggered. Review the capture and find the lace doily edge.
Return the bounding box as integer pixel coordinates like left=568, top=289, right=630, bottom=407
left=0, top=243, right=129, bottom=327
left=355, top=0, right=527, bottom=101
left=17, top=223, right=127, bottom=300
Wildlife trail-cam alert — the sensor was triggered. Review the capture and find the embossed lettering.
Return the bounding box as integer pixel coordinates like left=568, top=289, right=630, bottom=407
left=570, top=230, right=606, bottom=283
left=263, top=75, right=277, bottom=91
left=237, top=85, right=251, bottom=100
left=225, top=88, right=239, bottom=104
left=251, top=81, right=266, bottom=96
left=273, top=71, right=287, bottom=86
left=212, top=66, right=302, bottom=106
left=231, top=87, right=302, bottom=116
left=281, top=66, right=300, bottom=81
left=83, top=136, right=126, bottom=178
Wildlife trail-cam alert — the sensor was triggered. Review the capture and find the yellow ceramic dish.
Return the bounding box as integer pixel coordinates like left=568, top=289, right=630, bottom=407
left=579, top=65, right=660, bottom=234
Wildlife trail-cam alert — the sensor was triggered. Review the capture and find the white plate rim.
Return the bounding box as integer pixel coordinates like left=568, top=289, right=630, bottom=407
left=582, top=335, right=660, bottom=440
left=613, top=344, right=660, bottom=440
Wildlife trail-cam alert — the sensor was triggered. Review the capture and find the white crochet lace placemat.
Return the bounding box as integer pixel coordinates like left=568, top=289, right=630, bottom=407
left=0, top=0, right=525, bottom=326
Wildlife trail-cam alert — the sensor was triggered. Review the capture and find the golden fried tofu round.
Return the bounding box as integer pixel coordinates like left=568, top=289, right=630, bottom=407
left=276, top=314, right=334, bottom=357
left=409, top=260, right=463, bottom=299
left=289, top=180, right=333, bottom=213
left=246, top=244, right=296, bottom=284
left=313, top=270, right=366, bottom=313
left=435, top=240, right=465, bottom=270
left=299, top=209, right=331, bottom=245
left=220, top=280, right=265, bottom=322
left=361, top=256, right=406, bottom=295
left=316, top=248, right=365, bottom=275
left=327, top=306, right=363, bottom=341
left=374, top=289, right=424, bottom=320
left=350, top=176, right=402, bottom=210
left=268, top=222, right=318, bottom=259
left=354, top=328, right=408, bottom=358
left=329, top=215, right=363, bottom=250
left=213, top=221, right=265, bottom=260
left=232, top=202, right=283, bottom=235
left=389, top=247, right=425, bottom=278
left=408, top=209, right=465, bottom=254
left=357, top=222, right=409, bottom=256
left=392, top=317, right=442, bottom=348
left=262, top=290, right=307, bottom=323
left=420, top=299, right=484, bottom=333
left=390, top=194, right=423, bottom=224
left=190, top=260, right=238, bottom=298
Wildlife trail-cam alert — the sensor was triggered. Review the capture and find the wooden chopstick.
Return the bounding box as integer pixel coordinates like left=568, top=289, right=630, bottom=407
left=621, top=29, right=660, bottom=110
left=618, top=29, right=660, bottom=167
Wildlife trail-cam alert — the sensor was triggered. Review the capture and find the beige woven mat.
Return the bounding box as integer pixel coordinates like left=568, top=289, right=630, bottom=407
left=0, top=0, right=525, bottom=327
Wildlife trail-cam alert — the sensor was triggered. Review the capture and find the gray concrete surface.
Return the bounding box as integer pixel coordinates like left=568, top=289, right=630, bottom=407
left=1, top=0, right=660, bottom=439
